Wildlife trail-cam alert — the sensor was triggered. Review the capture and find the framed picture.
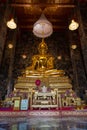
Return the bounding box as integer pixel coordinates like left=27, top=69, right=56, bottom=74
left=13, top=99, right=20, bottom=110
left=20, top=99, right=29, bottom=110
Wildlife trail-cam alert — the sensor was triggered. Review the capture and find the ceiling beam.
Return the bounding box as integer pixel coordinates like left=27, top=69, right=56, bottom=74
left=10, top=3, right=75, bottom=8
left=19, top=18, right=67, bottom=23
left=19, top=25, right=67, bottom=29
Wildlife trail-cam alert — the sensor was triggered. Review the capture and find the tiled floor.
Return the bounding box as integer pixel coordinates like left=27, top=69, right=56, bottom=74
left=0, top=117, right=87, bottom=130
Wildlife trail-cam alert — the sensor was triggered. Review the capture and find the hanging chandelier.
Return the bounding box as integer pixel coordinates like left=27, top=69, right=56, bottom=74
left=6, top=4, right=17, bottom=30
left=33, top=14, right=53, bottom=38
left=69, top=19, right=79, bottom=31
left=7, top=18, right=17, bottom=29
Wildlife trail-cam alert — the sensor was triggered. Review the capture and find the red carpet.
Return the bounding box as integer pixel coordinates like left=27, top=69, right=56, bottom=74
left=0, top=106, right=87, bottom=117
left=0, top=106, right=75, bottom=111
left=0, top=106, right=87, bottom=112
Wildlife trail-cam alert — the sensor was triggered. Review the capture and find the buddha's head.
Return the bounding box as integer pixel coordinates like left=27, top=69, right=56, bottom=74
left=38, top=39, right=48, bottom=55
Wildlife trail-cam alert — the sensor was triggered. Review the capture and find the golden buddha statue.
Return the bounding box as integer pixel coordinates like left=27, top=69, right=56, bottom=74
left=25, top=39, right=64, bottom=77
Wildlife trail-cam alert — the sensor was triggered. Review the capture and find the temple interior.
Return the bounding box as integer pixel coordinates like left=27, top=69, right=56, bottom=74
left=0, top=0, right=87, bottom=111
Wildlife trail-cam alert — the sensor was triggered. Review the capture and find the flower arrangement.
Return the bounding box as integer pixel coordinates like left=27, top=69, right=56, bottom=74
left=61, top=89, right=77, bottom=99
left=35, top=79, right=41, bottom=87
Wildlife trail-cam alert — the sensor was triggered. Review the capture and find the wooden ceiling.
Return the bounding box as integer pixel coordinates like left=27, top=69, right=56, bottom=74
left=8, top=0, right=76, bottom=32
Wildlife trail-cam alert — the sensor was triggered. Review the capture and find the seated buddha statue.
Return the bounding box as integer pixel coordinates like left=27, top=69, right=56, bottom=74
left=25, top=39, right=65, bottom=76
left=25, top=39, right=54, bottom=74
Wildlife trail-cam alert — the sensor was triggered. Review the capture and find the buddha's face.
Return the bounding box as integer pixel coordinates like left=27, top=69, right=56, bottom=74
left=39, top=49, right=47, bottom=55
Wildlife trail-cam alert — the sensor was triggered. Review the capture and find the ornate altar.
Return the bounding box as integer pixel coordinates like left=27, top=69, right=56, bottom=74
left=31, top=86, right=58, bottom=109
left=11, top=39, right=82, bottom=109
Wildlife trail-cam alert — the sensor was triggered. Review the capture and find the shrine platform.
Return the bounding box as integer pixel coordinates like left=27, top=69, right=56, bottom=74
left=0, top=107, right=87, bottom=117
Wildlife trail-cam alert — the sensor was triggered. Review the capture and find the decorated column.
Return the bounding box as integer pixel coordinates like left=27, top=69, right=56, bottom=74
left=0, top=4, right=9, bottom=65
left=7, top=30, right=17, bottom=96
left=69, top=30, right=87, bottom=99
left=77, top=2, right=87, bottom=77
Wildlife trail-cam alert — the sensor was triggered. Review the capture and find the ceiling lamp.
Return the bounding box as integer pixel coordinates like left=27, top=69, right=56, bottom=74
left=22, top=54, right=27, bottom=59
left=33, top=14, right=53, bottom=38
left=69, top=19, right=79, bottom=31
left=71, top=44, right=77, bottom=49
left=8, top=43, right=13, bottom=49
left=57, top=55, right=62, bottom=60
left=7, top=18, right=17, bottom=29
